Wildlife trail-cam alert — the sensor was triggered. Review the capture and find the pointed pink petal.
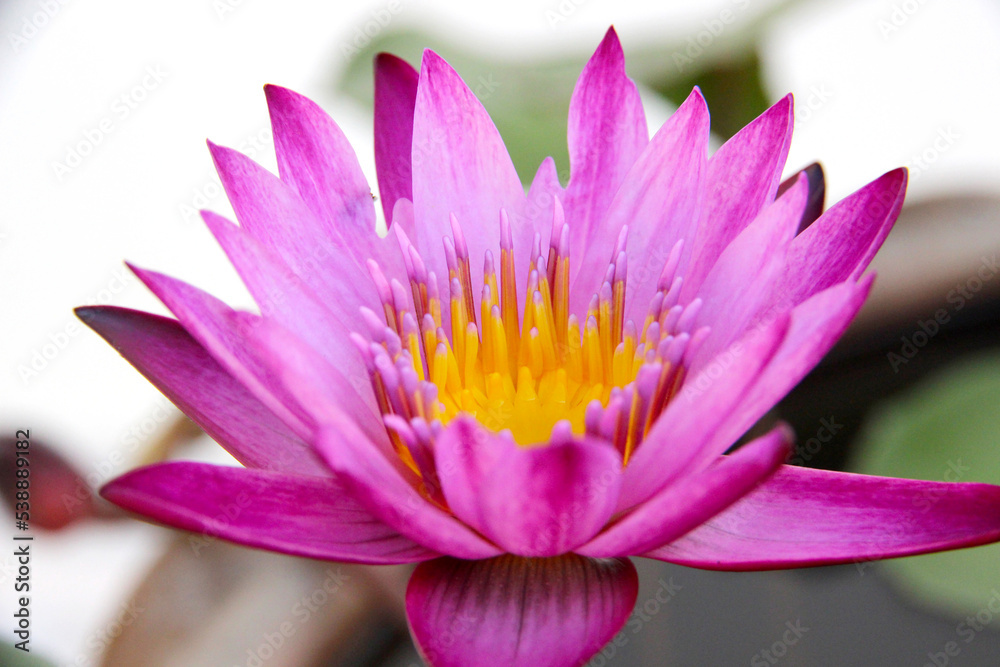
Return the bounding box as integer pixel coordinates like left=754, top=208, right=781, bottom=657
left=315, top=426, right=502, bottom=560
left=564, top=27, right=647, bottom=262
left=645, top=466, right=1000, bottom=570
left=634, top=281, right=870, bottom=506
left=374, top=53, right=419, bottom=225
left=523, top=156, right=565, bottom=241
left=529, top=155, right=563, bottom=200
left=708, top=278, right=873, bottom=460
left=579, top=426, right=791, bottom=557
left=128, top=264, right=312, bottom=437
left=410, top=50, right=527, bottom=304
left=624, top=281, right=860, bottom=510
left=406, top=555, right=638, bottom=667
left=684, top=95, right=793, bottom=297
left=264, top=85, right=381, bottom=253
left=692, top=173, right=807, bottom=360
left=76, top=306, right=328, bottom=475
left=773, top=168, right=906, bottom=310
left=434, top=417, right=622, bottom=556
left=619, top=312, right=789, bottom=509
left=201, top=210, right=369, bottom=380
left=208, top=139, right=332, bottom=269
left=572, top=88, right=709, bottom=320
left=102, top=462, right=437, bottom=564
left=207, top=140, right=395, bottom=308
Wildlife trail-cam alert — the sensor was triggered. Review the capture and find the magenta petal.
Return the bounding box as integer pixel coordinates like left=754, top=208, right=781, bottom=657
left=684, top=95, right=793, bottom=297
left=692, top=173, right=807, bottom=360
left=315, top=426, right=502, bottom=560
left=524, top=156, right=564, bottom=238
left=646, top=466, right=1000, bottom=570
left=231, top=312, right=393, bottom=460
left=434, top=417, right=623, bottom=556
left=374, top=53, right=419, bottom=225
left=263, top=85, right=380, bottom=251
left=772, top=168, right=906, bottom=310
left=644, top=281, right=869, bottom=499
left=572, top=87, right=709, bottom=320
left=206, top=140, right=384, bottom=313
left=128, top=264, right=312, bottom=436
left=102, top=462, right=437, bottom=564
left=410, top=50, right=527, bottom=303
left=619, top=313, right=789, bottom=510
left=529, top=156, right=563, bottom=201
left=406, top=555, right=638, bottom=667
left=208, top=139, right=332, bottom=270
left=579, top=426, right=791, bottom=558
left=708, top=278, right=872, bottom=460
left=76, top=306, right=327, bottom=475
left=202, top=210, right=368, bottom=380
left=564, top=27, right=647, bottom=263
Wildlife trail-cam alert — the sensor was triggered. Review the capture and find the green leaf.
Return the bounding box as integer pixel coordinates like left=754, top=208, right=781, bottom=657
left=648, top=51, right=769, bottom=140
left=851, top=350, right=1000, bottom=618
left=0, top=644, right=56, bottom=666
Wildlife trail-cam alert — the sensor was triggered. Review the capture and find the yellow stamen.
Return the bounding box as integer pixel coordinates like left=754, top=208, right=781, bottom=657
left=366, top=216, right=698, bottom=452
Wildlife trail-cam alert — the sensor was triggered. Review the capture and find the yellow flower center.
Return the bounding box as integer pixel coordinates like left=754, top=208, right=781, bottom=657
left=361, top=208, right=705, bottom=474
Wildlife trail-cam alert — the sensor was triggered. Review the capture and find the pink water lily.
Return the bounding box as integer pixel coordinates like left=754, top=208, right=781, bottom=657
left=79, top=28, right=1000, bottom=667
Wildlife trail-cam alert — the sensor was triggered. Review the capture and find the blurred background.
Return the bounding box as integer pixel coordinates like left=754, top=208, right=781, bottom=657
left=3, top=0, right=1000, bottom=664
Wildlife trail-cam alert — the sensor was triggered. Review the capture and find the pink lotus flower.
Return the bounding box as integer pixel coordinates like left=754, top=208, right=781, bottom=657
left=78, top=28, right=1000, bottom=667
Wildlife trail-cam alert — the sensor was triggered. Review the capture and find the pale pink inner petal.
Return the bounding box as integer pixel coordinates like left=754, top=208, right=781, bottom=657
left=572, top=87, right=709, bottom=321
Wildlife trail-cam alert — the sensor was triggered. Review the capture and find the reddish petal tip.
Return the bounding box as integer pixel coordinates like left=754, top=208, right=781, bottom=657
left=597, top=25, right=625, bottom=58
left=262, top=82, right=295, bottom=103
left=375, top=51, right=412, bottom=70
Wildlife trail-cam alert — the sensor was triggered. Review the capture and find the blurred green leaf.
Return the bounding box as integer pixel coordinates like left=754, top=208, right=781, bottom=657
left=851, top=351, right=1000, bottom=618
left=335, top=6, right=797, bottom=183
left=337, top=29, right=578, bottom=182
left=651, top=51, right=769, bottom=140
left=0, top=644, right=56, bottom=666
